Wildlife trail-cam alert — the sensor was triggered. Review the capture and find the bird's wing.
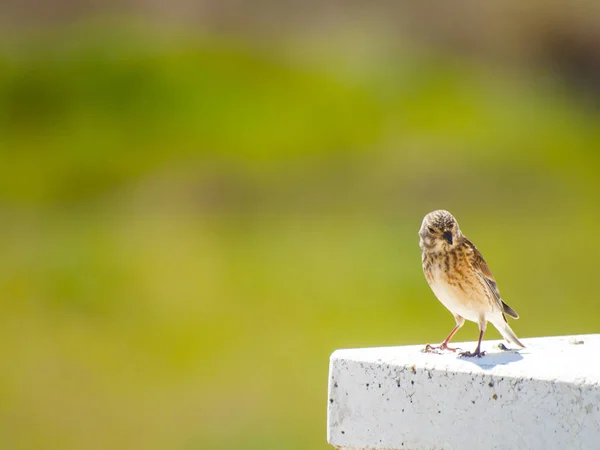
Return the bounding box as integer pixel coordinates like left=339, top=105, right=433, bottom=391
left=464, top=238, right=519, bottom=319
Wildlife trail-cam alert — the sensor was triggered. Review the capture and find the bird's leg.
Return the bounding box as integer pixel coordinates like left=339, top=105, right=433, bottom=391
left=438, top=324, right=462, bottom=352
left=424, top=316, right=464, bottom=353
left=460, top=329, right=486, bottom=358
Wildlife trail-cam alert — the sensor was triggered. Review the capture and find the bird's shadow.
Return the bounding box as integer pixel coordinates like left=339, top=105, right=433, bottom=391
left=458, top=348, right=524, bottom=369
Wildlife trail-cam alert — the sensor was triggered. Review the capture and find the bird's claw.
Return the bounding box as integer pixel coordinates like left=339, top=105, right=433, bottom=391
left=422, top=344, right=442, bottom=354
left=459, top=350, right=486, bottom=358
left=423, top=343, right=462, bottom=354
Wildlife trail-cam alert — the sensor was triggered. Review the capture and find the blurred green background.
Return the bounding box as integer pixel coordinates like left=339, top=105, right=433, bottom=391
left=1, top=2, right=600, bottom=449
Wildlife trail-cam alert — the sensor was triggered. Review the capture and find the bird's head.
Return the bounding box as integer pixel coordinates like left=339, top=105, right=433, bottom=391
left=419, top=210, right=462, bottom=252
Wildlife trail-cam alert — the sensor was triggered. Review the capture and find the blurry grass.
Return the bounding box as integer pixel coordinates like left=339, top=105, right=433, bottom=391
left=1, top=27, right=600, bottom=203
left=0, top=24, right=599, bottom=449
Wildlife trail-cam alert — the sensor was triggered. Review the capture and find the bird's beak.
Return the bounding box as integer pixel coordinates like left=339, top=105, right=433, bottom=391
left=442, top=231, right=453, bottom=245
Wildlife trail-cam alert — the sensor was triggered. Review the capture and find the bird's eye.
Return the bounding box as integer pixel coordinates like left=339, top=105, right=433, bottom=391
left=427, top=226, right=435, bottom=233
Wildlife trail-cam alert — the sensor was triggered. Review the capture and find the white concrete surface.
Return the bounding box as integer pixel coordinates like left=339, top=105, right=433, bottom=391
left=327, top=334, right=600, bottom=450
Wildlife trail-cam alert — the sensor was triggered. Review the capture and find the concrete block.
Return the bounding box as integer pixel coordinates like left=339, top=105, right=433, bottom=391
left=327, top=334, right=600, bottom=450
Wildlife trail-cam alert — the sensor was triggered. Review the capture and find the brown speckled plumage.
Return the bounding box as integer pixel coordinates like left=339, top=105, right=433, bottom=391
left=419, top=210, right=524, bottom=357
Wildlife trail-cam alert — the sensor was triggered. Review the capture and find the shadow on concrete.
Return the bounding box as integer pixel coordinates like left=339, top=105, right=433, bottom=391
left=458, top=349, right=524, bottom=369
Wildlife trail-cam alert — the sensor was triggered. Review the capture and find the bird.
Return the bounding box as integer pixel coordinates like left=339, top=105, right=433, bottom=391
left=419, top=210, right=524, bottom=357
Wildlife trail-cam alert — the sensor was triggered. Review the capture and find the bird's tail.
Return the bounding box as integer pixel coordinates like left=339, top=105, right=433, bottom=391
left=492, top=318, right=525, bottom=348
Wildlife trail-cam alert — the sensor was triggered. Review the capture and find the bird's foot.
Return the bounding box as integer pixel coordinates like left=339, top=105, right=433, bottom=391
left=422, top=344, right=442, bottom=354
left=459, top=349, right=486, bottom=358
left=439, top=343, right=461, bottom=352
left=423, top=343, right=461, bottom=354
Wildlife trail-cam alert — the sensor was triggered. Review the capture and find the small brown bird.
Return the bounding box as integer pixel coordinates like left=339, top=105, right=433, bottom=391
left=419, top=210, right=524, bottom=357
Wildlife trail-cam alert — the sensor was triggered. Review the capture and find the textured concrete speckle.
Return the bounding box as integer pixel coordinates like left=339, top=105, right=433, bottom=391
left=327, top=335, right=600, bottom=450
